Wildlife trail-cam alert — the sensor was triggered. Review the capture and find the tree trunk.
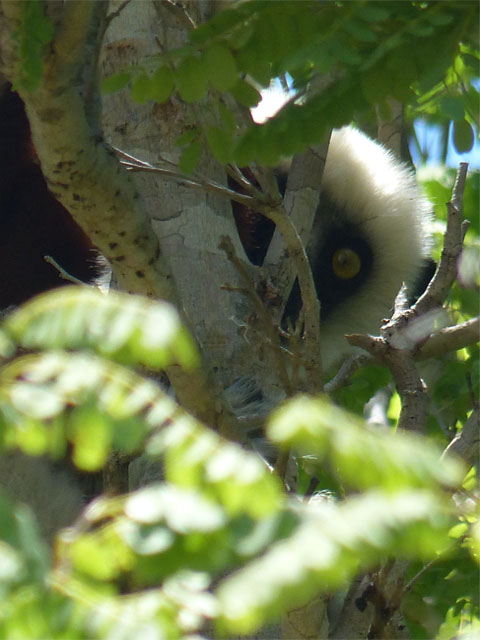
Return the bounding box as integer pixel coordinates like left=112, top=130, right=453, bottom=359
left=102, top=0, right=262, bottom=387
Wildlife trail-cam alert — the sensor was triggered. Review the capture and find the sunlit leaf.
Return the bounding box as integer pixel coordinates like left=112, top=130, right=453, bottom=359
left=267, top=396, right=465, bottom=492
left=0, top=349, right=183, bottom=466
left=216, top=491, right=451, bottom=634
left=69, top=525, right=135, bottom=581
left=125, top=484, right=226, bottom=532
left=3, top=288, right=199, bottom=371
left=148, top=416, right=282, bottom=518
left=0, top=541, right=24, bottom=583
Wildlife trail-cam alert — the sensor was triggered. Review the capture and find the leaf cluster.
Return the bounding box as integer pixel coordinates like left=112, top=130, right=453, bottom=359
left=0, top=287, right=475, bottom=638
left=101, top=0, right=478, bottom=167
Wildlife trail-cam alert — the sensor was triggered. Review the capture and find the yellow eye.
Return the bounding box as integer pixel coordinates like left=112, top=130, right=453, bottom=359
left=332, top=248, right=361, bottom=279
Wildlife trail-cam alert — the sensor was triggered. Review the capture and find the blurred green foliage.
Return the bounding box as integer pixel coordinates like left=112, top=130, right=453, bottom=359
left=0, top=287, right=476, bottom=638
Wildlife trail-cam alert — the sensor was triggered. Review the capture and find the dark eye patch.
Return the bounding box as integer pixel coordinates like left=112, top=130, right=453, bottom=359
left=282, top=188, right=375, bottom=327
left=310, top=224, right=373, bottom=319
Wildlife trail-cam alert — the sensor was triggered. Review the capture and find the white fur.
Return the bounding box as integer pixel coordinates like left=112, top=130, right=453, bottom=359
left=319, top=126, right=432, bottom=369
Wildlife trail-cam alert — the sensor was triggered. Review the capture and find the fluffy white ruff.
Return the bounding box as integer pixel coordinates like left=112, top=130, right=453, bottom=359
left=320, top=126, right=432, bottom=369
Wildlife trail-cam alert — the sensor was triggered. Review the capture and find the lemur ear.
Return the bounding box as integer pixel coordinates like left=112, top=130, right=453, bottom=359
left=0, top=86, right=105, bottom=308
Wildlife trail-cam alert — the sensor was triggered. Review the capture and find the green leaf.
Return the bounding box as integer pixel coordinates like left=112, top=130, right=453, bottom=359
left=101, top=72, right=131, bottom=95
left=406, top=22, right=435, bottom=38
left=248, top=60, right=273, bottom=88
left=218, top=102, right=236, bottom=133
left=426, top=11, right=454, bottom=27
left=471, top=521, right=480, bottom=562
left=3, top=288, right=200, bottom=371
left=206, top=126, right=234, bottom=164
left=175, top=128, right=199, bottom=147
left=332, top=364, right=391, bottom=416
left=0, top=491, right=49, bottom=583
left=0, top=492, right=24, bottom=550
left=0, top=350, right=180, bottom=463
left=403, top=546, right=480, bottom=638
left=233, top=124, right=262, bottom=166
left=176, top=56, right=207, bottom=103
left=267, top=396, right=465, bottom=493
left=179, top=140, right=202, bottom=174
left=69, top=526, right=134, bottom=581
left=150, top=66, right=175, bottom=103
left=203, top=44, right=238, bottom=91
left=125, top=484, right=225, bottom=531
left=14, top=417, right=49, bottom=456
left=111, top=416, right=148, bottom=454
left=216, top=491, right=452, bottom=634
left=148, top=414, right=282, bottom=519
left=453, top=119, right=474, bottom=153
left=361, top=66, right=392, bottom=104
left=329, top=39, right=362, bottom=66
left=344, top=17, right=376, bottom=42
left=235, top=44, right=272, bottom=86
left=69, top=405, right=113, bottom=471
left=190, top=4, right=250, bottom=44
left=230, top=79, right=261, bottom=107
left=131, top=72, right=151, bottom=104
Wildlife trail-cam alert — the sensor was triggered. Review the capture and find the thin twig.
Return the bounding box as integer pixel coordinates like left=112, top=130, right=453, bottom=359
left=324, top=354, right=371, bottom=394
left=264, top=207, right=323, bottom=391
left=416, top=317, right=480, bottom=360
left=44, top=255, right=89, bottom=286
left=273, top=449, right=292, bottom=484
left=116, top=151, right=258, bottom=208
left=441, top=408, right=479, bottom=467
left=402, top=535, right=468, bottom=598
left=413, top=162, right=469, bottom=316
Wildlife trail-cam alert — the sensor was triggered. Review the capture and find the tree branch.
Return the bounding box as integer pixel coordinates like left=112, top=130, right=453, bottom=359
left=442, top=408, right=479, bottom=467
left=412, top=162, right=469, bottom=316
left=262, top=202, right=324, bottom=390
left=116, top=147, right=259, bottom=208
left=340, top=162, right=473, bottom=639
left=416, top=317, right=480, bottom=360
left=264, top=140, right=330, bottom=311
